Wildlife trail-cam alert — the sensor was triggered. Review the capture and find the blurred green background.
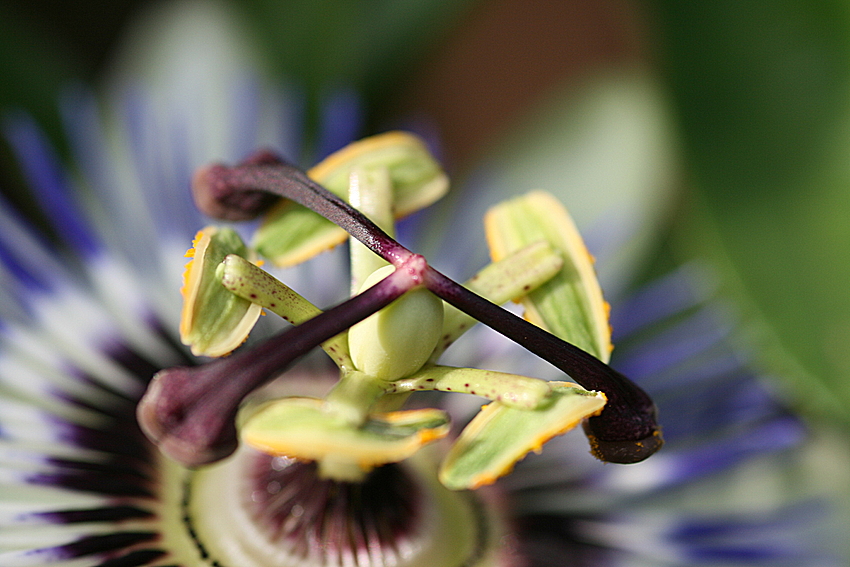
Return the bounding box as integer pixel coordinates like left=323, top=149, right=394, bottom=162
left=1, top=0, right=849, bottom=429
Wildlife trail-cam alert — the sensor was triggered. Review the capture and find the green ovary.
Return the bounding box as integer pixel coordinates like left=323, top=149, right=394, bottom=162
left=348, top=265, right=444, bottom=381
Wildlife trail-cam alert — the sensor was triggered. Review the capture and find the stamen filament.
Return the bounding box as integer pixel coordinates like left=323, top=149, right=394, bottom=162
left=137, top=260, right=424, bottom=466
left=219, top=253, right=353, bottom=370
left=347, top=167, right=394, bottom=294
left=388, top=366, right=552, bottom=410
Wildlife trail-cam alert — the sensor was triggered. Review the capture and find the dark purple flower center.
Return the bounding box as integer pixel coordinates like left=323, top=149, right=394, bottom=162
left=249, top=456, right=421, bottom=565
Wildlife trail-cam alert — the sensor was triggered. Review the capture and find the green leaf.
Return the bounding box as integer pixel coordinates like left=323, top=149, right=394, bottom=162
left=241, top=397, right=451, bottom=470
left=439, top=382, right=606, bottom=490
left=484, top=191, right=612, bottom=362
left=0, top=4, right=80, bottom=132
left=179, top=227, right=262, bottom=357
left=652, top=0, right=850, bottom=424
left=240, top=0, right=478, bottom=112
left=253, top=131, right=448, bottom=266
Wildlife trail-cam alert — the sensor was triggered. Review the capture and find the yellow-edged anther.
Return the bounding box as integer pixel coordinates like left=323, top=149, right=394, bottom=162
left=439, top=382, right=606, bottom=491
left=241, top=399, right=451, bottom=472
left=484, top=191, right=612, bottom=363
left=179, top=226, right=263, bottom=357
left=253, top=131, right=448, bottom=267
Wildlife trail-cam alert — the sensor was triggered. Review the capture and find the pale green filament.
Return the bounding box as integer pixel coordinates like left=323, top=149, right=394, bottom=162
left=219, top=254, right=353, bottom=369
left=348, top=166, right=394, bottom=293
left=389, top=366, right=553, bottom=409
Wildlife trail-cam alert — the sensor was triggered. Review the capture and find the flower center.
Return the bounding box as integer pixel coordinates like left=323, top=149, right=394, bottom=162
left=248, top=456, right=421, bottom=565
left=177, top=446, right=510, bottom=567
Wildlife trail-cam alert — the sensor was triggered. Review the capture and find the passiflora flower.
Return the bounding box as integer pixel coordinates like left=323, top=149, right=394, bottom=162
left=0, top=1, right=842, bottom=566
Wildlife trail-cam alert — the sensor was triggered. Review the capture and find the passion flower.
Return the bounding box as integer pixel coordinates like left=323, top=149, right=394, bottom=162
left=0, top=8, right=833, bottom=561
